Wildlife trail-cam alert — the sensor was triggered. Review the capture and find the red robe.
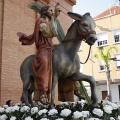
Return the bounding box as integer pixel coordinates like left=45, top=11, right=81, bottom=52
left=17, top=18, right=53, bottom=92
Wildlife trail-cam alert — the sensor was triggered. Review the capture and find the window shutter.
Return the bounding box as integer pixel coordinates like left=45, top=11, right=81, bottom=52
left=116, top=55, right=120, bottom=67
left=97, top=33, right=108, bottom=47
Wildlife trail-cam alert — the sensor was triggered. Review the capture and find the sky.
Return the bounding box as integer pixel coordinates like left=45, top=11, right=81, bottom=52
left=73, top=0, right=120, bottom=17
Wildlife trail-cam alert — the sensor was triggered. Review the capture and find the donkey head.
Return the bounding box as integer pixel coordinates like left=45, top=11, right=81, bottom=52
left=68, top=12, right=97, bottom=46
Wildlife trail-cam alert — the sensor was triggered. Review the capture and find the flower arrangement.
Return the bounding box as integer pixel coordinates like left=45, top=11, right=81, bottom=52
left=0, top=100, right=120, bottom=120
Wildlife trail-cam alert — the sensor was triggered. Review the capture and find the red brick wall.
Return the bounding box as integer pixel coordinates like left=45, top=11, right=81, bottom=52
left=0, top=0, right=4, bottom=104
left=0, top=0, right=36, bottom=105
left=0, top=0, right=73, bottom=105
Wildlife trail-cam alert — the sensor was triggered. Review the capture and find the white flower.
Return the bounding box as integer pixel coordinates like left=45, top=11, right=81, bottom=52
left=73, top=111, right=83, bottom=119
left=77, top=100, right=86, bottom=108
left=0, top=107, right=5, bottom=113
left=110, top=117, right=115, bottom=120
left=88, top=118, right=100, bottom=120
left=12, top=105, right=19, bottom=112
left=5, top=107, right=12, bottom=113
left=25, top=116, right=33, bottom=120
left=106, top=101, right=118, bottom=110
left=40, top=118, right=49, bottom=120
left=56, top=118, right=64, bottom=120
left=60, top=109, right=71, bottom=117
left=92, top=108, right=103, bottom=117
left=48, top=109, right=58, bottom=115
left=106, top=101, right=113, bottom=105
left=60, top=102, right=69, bottom=105
left=31, top=107, right=38, bottom=114
left=10, top=116, right=16, bottom=120
left=0, top=114, right=8, bottom=120
left=103, top=105, right=113, bottom=114
left=77, top=100, right=86, bottom=104
left=118, top=116, right=120, bottom=120
left=110, top=103, right=118, bottom=110
left=20, top=106, right=30, bottom=112
left=116, top=103, right=120, bottom=108
left=82, top=111, right=89, bottom=118
left=3, top=105, right=8, bottom=109
left=38, top=109, right=48, bottom=116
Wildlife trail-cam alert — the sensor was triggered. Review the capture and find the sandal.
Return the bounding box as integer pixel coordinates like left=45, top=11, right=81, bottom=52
left=39, top=92, right=49, bottom=105
left=74, top=90, right=85, bottom=100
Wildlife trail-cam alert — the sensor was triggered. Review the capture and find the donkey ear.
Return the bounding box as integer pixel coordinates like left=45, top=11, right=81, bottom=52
left=67, top=12, right=82, bottom=20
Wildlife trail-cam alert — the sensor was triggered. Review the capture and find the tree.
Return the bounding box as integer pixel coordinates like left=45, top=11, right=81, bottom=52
left=93, top=46, right=118, bottom=101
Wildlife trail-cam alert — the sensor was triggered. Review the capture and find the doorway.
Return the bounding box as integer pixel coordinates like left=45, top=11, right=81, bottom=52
left=102, top=91, right=107, bottom=100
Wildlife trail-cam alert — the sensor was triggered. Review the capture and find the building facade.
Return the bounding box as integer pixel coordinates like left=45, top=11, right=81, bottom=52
left=0, top=0, right=76, bottom=105
left=79, top=5, right=120, bottom=103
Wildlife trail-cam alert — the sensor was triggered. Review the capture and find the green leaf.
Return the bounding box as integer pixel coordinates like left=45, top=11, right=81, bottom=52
left=28, top=1, right=44, bottom=13
left=93, top=46, right=118, bottom=66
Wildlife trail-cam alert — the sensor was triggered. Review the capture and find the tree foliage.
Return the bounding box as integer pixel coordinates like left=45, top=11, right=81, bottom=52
left=93, top=45, right=118, bottom=67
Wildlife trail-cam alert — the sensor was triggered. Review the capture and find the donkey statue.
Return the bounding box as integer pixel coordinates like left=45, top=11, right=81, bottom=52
left=20, top=12, right=98, bottom=108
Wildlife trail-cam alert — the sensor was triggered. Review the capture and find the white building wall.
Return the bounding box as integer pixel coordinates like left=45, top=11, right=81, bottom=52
left=111, top=84, right=120, bottom=103
left=96, top=83, right=120, bottom=103
left=96, top=85, right=106, bottom=103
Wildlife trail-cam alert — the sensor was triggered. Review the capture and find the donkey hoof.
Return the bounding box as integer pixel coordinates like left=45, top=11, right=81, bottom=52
left=89, top=103, right=97, bottom=111
left=49, top=104, right=55, bottom=109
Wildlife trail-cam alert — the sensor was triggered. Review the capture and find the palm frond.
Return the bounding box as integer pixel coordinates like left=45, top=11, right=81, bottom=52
left=97, top=47, right=106, bottom=62
left=93, top=48, right=105, bottom=62
left=93, top=54, right=98, bottom=59
left=105, top=45, right=118, bottom=60
left=28, top=1, right=44, bottom=13
left=93, top=46, right=118, bottom=67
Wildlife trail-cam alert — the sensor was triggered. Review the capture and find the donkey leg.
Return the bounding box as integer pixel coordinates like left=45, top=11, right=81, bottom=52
left=22, top=77, right=31, bottom=107
left=71, top=72, right=98, bottom=106
left=28, top=78, right=34, bottom=107
left=50, top=73, right=58, bottom=108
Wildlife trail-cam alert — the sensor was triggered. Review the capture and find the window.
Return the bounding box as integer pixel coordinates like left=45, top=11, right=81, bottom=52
left=113, top=29, right=120, bottom=44
left=115, top=54, right=120, bottom=69
left=98, top=60, right=106, bottom=71
left=114, top=35, right=120, bottom=43
left=97, top=33, right=108, bottom=47
left=98, top=40, right=107, bottom=46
